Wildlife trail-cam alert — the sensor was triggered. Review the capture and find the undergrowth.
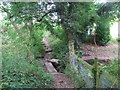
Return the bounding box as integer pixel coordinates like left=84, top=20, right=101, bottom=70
left=45, top=26, right=69, bottom=72
left=64, top=64, right=86, bottom=88
left=1, top=26, right=53, bottom=88
left=98, top=59, right=119, bottom=88
left=99, top=59, right=119, bottom=77
left=45, top=26, right=87, bottom=88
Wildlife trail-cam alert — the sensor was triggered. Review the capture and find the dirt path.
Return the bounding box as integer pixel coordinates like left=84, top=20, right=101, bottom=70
left=81, top=43, right=118, bottom=60
left=42, top=36, right=74, bottom=88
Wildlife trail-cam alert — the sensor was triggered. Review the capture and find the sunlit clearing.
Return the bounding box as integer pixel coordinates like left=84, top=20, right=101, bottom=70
left=110, top=22, right=118, bottom=39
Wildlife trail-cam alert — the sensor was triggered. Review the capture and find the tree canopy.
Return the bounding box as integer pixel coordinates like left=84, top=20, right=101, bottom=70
left=0, top=1, right=119, bottom=88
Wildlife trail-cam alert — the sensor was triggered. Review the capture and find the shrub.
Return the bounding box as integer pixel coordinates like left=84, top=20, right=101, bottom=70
left=45, top=26, right=69, bottom=72
left=1, top=26, right=53, bottom=88
left=96, top=20, right=111, bottom=46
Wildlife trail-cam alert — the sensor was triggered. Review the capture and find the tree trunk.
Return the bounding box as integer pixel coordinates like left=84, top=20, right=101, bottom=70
left=10, top=19, right=19, bottom=31
left=55, top=2, right=75, bottom=64
left=67, top=29, right=75, bottom=64
left=26, top=20, right=36, bottom=58
left=27, top=20, right=36, bottom=40
left=93, top=31, right=97, bottom=46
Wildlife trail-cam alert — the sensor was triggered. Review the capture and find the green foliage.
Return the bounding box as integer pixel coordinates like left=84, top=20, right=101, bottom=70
left=64, top=64, right=86, bottom=88
left=70, top=2, right=97, bottom=33
left=99, top=59, right=119, bottom=87
left=30, top=27, right=45, bottom=58
left=1, top=24, right=53, bottom=88
left=45, top=26, right=68, bottom=72
left=51, top=25, right=67, bottom=42
left=1, top=2, right=119, bottom=88
left=96, top=19, right=111, bottom=46
left=2, top=60, right=53, bottom=88
left=94, top=2, right=119, bottom=46
left=99, top=59, right=119, bottom=77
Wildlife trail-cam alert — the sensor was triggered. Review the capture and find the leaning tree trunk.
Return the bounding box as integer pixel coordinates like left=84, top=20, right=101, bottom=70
left=10, top=19, right=20, bottom=33
left=67, top=29, right=75, bottom=64
left=26, top=20, right=36, bottom=59
left=55, top=2, right=76, bottom=64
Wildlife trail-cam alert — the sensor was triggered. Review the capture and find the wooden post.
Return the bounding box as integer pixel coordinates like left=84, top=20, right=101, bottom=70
left=93, top=58, right=100, bottom=89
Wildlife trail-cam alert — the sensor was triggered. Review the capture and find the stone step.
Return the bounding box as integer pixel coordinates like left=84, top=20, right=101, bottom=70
left=45, top=62, right=57, bottom=73
left=45, top=49, right=52, bottom=53
left=46, top=59, right=60, bottom=63
left=51, top=72, right=63, bottom=75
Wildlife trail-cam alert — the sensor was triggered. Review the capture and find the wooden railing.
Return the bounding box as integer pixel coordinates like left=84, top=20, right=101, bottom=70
left=73, top=54, right=118, bottom=87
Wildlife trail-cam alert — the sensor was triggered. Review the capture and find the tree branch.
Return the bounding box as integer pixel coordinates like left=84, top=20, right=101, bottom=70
left=37, top=9, right=56, bottom=22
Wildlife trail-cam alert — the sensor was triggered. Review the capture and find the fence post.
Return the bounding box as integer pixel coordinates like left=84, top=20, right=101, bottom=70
left=93, top=58, right=100, bottom=89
